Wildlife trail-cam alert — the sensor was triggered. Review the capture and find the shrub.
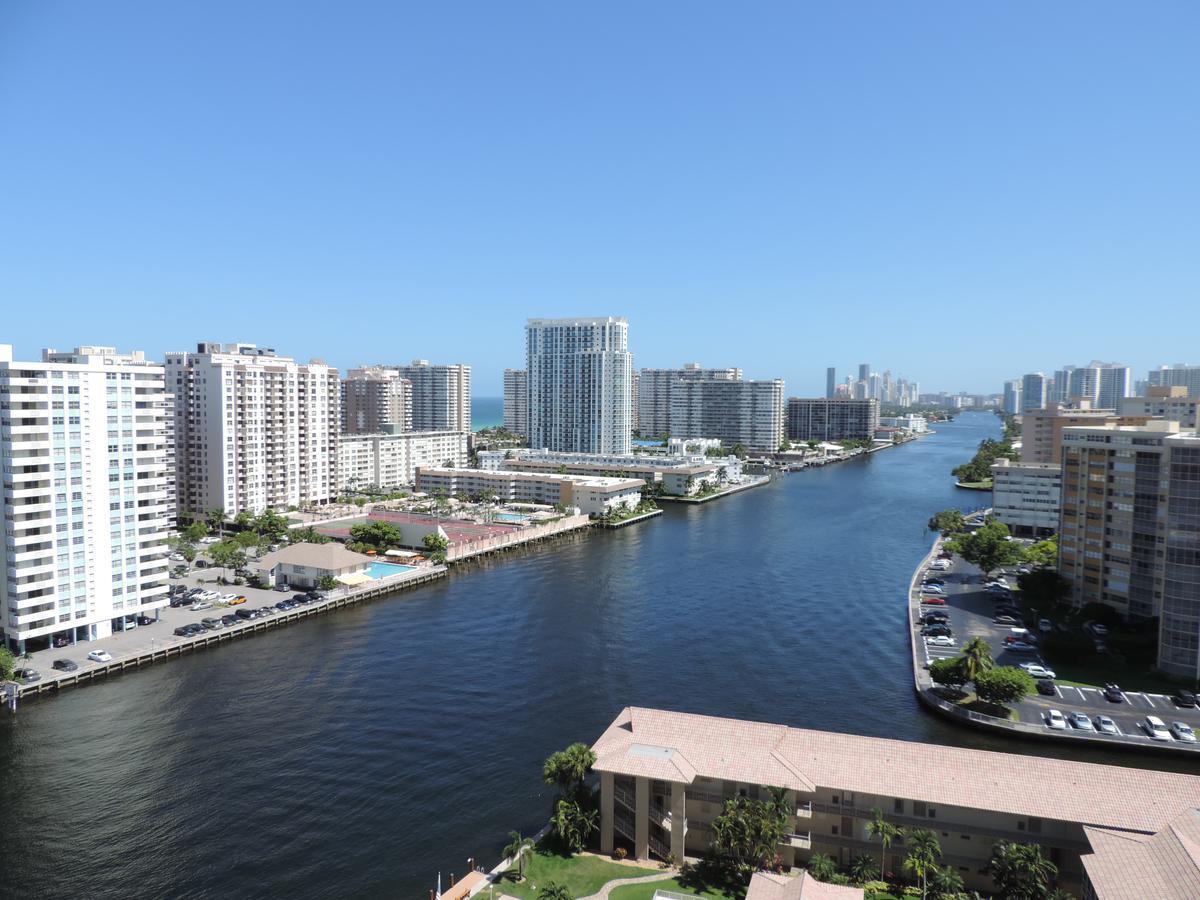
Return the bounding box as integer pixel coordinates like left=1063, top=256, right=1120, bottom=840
left=612, top=847, right=627, bottom=861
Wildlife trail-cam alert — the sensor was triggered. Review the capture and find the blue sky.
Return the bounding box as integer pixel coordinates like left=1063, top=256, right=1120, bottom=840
left=1, top=2, right=1197, bottom=395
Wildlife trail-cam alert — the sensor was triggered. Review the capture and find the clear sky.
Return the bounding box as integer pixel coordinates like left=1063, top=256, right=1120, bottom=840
left=1, top=2, right=1197, bottom=396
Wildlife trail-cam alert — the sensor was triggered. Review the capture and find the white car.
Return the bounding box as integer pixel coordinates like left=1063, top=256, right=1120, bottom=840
left=921, top=584, right=945, bottom=594
left=1095, top=716, right=1119, bottom=735
left=1045, top=709, right=1067, bottom=730
left=1038, top=618, right=1053, bottom=633
left=220, top=593, right=239, bottom=603
left=87, top=650, right=113, bottom=663
left=1067, top=711, right=1094, bottom=731
left=198, top=536, right=219, bottom=545
left=1171, top=722, right=1197, bottom=743
left=1090, top=622, right=1109, bottom=637
left=200, top=590, right=221, bottom=601
left=1143, top=716, right=1171, bottom=741
left=925, top=636, right=955, bottom=647
left=1019, top=663, right=1057, bottom=679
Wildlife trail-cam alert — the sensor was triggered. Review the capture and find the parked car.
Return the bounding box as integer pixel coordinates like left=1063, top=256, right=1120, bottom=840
left=236, top=608, right=256, bottom=620
left=86, top=650, right=113, bottom=663
left=191, top=601, right=213, bottom=612
left=926, top=636, right=955, bottom=647
left=1036, top=679, right=1057, bottom=696
left=169, top=596, right=189, bottom=608
left=292, top=593, right=310, bottom=603
left=920, top=613, right=949, bottom=624
left=136, top=616, right=155, bottom=626
left=924, top=577, right=946, bottom=586
left=274, top=583, right=290, bottom=592
left=220, top=614, right=240, bottom=627
left=228, top=596, right=247, bottom=605
left=1173, top=690, right=1197, bottom=708
left=1007, top=641, right=1038, bottom=653
left=1038, top=618, right=1053, bottom=633
left=194, top=559, right=208, bottom=568
left=921, top=625, right=952, bottom=637
left=922, top=584, right=945, bottom=594
left=1170, top=722, right=1197, bottom=743
left=1095, top=716, right=1119, bottom=735
left=994, top=615, right=1022, bottom=626
left=1089, top=622, right=1109, bottom=637
left=1143, top=716, right=1172, bottom=741
left=1094, top=640, right=1109, bottom=655
left=200, top=618, right=223, bottom=630
left=1067, top=712, right=1094, bottom=731
left=219, top=593, right=239, bottom=604
left=13, top=668, right=41, bottom=684
left=256, top=606, right=275, bottom=616
left=1019, top=663, right=1056, bottom=679
left=920, top=596, right=946, bottom=606
left=1044, top=709, right=1067, bottom=730
left=52, top=659, right=78, bottom=672
left=173, top=626, right=193, bottom=636
left=1103, top=683, right=1124, bottom=703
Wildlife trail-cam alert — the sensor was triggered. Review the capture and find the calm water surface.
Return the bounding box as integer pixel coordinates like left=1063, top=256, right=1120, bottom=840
left=2, top=412, right=1188, bottom=899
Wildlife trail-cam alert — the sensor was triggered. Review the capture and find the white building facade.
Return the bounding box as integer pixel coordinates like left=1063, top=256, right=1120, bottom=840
left=414, top=466, right=642, bottom=516
left=0, top=345, right=173, bottom=652
left=386, top=360, right=471, bottom=433
left=638, top=364, right=742, bottom=439
left=502, top=368, right=529, bottom=438
left=990, top=458, right=1062, bottom=538
left=526, top=317, right=633, bottom=455
left=337, top=430, right=468, bottom=493
left=166, top=343, right=340, bottom=517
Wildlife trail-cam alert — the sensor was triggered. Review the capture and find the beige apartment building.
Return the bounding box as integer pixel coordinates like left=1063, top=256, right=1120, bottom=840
left=341, top=366, right=413, bottom=434
left=337, top=429, right=468, bottom=493
left=1058, top=420, right=1200, bottom=678
left=1117, top=385, right=1198, bottom=429
left=1019, top=402, right=1130, bottom=464
left=593, top=707, right=1200, bottom=897
left=386, top=360, right=471, bottom=433
left=166, top=343, right=339, bottom=517
left=414, top=466, right=642, bottom=516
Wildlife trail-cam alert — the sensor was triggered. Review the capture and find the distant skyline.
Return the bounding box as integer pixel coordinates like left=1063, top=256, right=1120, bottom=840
left=2, top=2, right=1197, bottom=395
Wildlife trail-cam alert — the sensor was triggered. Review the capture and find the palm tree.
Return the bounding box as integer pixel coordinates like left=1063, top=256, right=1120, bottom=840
left=538, top=883, right=573, bottom=900
left=903, top=828, right=942, bottom=900
left=959, top=636, right=994, bottom=683
left=987, top=841, right=1057, bottom=900
left=502, top=831, right=535, bottom=881
left=806, top=853, right=838, bottom=882
left=866, top=808, right=902, bottom=880
left=206, top=507, right=227, bottom=537
left=849, top=853, right=879, bottom=884
left=929, top=865, right=964, bottom=899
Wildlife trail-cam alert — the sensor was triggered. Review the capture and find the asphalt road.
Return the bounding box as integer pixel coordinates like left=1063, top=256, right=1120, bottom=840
left=913, top=554, right=1200, bottom=748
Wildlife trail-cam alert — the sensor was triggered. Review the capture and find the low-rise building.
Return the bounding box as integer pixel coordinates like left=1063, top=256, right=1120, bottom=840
left=747, top=871, right=863, bottom=899
left=667, top=436, right=723, bottom=456
left=592, top=707, right=1200, bottom=896
left=337, top=429, right=468, bottom=494
left=254, top=542, right=372, bottom=589
left=786, top=398, right=879, bottom=442
left=990, top=458, right=1061, bottom=538
left=879, top=414, right=928, bottom=434
left=414, top=467, right=642, bottom=516
left=476, top=447, right=742, bottom=496
left=1081, top=806, right=1200, bottom=900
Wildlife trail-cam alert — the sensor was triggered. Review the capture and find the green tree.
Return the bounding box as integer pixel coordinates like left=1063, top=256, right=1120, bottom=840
left=730, top=442, right=748, bottom=459
left=542, top=743, right=596, bottom=792
left=207, top=541, right=247, bottom=580
left=959, top=636, right=994, bottom=683
left=168, top=536, right=198, bottom=562
left=974, top=666, right=1036, bottom=707
left=929, top=865, right=965, bottom=899
left=1022, top=537, right=1059, bottom=570
left=0, top=646, right=15, bottom=682
left=904, top=828, right=942, bottom=900
left=805, top=853, right=838, bottom=882
left=945, top=520, right=1023, bottom=576
left=252, top=508, right=290, bottom=542
left=987, top=841, right=1058, bottom=900
left=502, top=831, right=535, bottom=880
left=422, top=531, right=450, bottom=563
left=552, top=796, right=599, bottom=854
left=206, top=507, right=227, bottom=536
left=538, top=883, right=573, bottom=900
left=849, top=853, right=879, bottom=884
left=233, top=510, right=254, bottom=528
left=866, top=808, right=903, bottom=881
left=1018, top=568, right=1070, bottom=611
left=290, top=526, right=331, bottom=545
left=778, top=440, right=791, bottom=452
left=929, top=658, right=969, bottom=692
left=926, top=509, right=965, bottom=536
left=234, top=530, right=261, bottom=550
left=349, top=521, right=404, bottom=549
left=316, top=575, right=338, bottom=591
left=184, top=521, right=209, bottom=544
left=952, top=438, right=1018, bottom=483
left=711, top=793, right=790, bottom=877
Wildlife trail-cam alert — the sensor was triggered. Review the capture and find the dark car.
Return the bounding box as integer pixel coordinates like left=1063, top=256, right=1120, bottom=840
left=920, top=613, right=949, bottom=625
left=236, top=607, right=256, bottom=620
left=274, top=600, right=293, bottom=611
left=194, top=559, right=207, bottom=568
left=52, top=659, right=79, bottom=672
left=169, top=596, right=189, bottom=608
left=1174, top=689, right=1198, bottom=708
left=220, top=614, right=240, bottom=627
left=305, top=591, right=326, bottom=601
left=13, top=668, right=41, bottom=684
left=274, top=583, right=290, bottom=592
left=292, top=593, right=310, bottom=603
left=136, top=616, right=155, bottom=626
left=921, top=625, right=952, bottom=637
left=1036, top=679, right=1057, bottom=696
left=1103, top=683, right=1124, bottom=703
left=173, top=626, right=192, bottom=636
left=923, top=578, right=946, bottom=587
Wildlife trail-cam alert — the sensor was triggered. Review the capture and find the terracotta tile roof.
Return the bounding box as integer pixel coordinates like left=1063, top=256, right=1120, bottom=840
left=592, top=707, right=1200, bottom=834
left=746, top=871, right=864, bottom=899
left=1082, top=809, right=1200, bottom=899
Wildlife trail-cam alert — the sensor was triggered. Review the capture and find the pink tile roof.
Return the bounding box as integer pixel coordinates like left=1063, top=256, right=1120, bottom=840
left=592, top=707, right=1200, bottom=834
left=1082, top=809, right=1200, bottom=899
left=746, top=872, right=864, bottom=900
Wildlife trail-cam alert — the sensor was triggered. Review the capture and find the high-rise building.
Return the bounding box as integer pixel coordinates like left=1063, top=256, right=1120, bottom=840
left=526, top=317, right=633, bottom=454
left=630, top=370, right=640, bottom=434
left=502, top=368, right=529, bottom=438
left=786, top=398, right=879, bottom=442
left=669, top=379, right=785, bottom=451
left=1060, top=362, right=1131, bottom=409
left=825, top=367, right=836, bottom=399
left=1118, top=386, right=1198, bottom=428
left=386, top=360, right=471, bottom=433
left=1059, top=420, right=1200, bottom=678
left=1002, top=380, right=1022, bottom=415
left=1019, top=402, right=1123, bottom=464
left=637, top=363, right=742, bottom=439
left=858, top=363, right=870, bottom=385
left=0, top=345, right=173, bottom=652
left=1021, top=372, right=1047, bottom=411
left=1148, top=364, right=1200, bottom=399
left=341, top=367, right=412, bottom=435
left=1067, top=365, right=1100, bottom=405
left=1052, top=367, right=1076, bottom=404
left=166, top=343, right=339, bottom=517
left=1095, top=363, right=1132, bottom=410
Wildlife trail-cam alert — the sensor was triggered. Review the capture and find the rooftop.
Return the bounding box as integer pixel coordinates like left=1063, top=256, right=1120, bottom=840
left=257, top=542, right=373, bottom=571
left=416, top=467, right=643, bottom=489
left=1082, top=808, right=1200, bottom=900
left=592, top=707, right=1200, bottom=835
left=746, top=872, right=863, bottom=900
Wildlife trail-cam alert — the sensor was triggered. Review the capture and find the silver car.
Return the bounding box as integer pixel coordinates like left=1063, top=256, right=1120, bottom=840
left=1067, top=712, right=1094, bottom=731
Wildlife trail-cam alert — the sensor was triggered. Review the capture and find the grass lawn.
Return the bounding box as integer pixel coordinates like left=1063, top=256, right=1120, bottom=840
left=607, top=875, right=736, bottom=899
left=1039, top=657, right=1185, bottom=695
left=495, top=850, right=658, bottom=899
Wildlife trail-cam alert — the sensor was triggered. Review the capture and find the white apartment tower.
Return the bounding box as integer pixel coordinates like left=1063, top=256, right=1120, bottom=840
left=386, top=360, right=471, bottom=433
left=166, top=343, right=339, bottom=518
left=342, top=366, right=413, bottom=434
left=637, top=363, right=743, bottom=439
left=503, top=368, right=529, bottom=438
left=1021, top=372, right=1047, bottom=411
left=526, top=317, right=633, bottom=454
left=0, top=345, right=172, bottom=652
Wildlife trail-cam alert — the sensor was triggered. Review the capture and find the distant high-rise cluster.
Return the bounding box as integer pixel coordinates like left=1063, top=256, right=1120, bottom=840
left=830, top=362, right=919, bottom=406
left=1002, top=361, right=1132, bottom=414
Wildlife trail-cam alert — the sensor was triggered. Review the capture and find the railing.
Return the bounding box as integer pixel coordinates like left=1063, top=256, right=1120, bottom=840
left=614, top=786, right=635, bottom=811
left=652, top=891, right=705, bottom=900
left=782, top=832, right=811, bottom=849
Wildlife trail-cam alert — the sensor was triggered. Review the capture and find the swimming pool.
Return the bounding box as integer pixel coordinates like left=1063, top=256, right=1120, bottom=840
left=492, top=513, right=528, bottom=524
left=364, top=561, right=417, bottom=579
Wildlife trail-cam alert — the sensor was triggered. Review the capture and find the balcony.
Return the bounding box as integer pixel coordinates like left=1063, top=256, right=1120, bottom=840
left=782, top=832, right=812, bottom=850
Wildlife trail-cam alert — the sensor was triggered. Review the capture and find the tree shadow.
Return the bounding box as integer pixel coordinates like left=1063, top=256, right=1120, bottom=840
left=675, top=859, right=746, bottom=898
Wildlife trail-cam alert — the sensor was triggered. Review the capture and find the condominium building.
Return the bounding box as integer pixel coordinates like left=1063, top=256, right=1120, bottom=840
left=1021, top=372, right=1048, bottom=412
left=631, top=370, right=640, bottom=434
left=825, top=367, right=836, bottom=400
left=1148, top=364, right=1200, bottom=399
left=637, top=363, right=742, bottom=440
left=166, top=343, right=340, bottom=517
left=476, top=447, right=743, bottom=496
left=386, top=360, right=471, bottom=432
left=337, top=430, right=468, bottom=493
left=669, top=379, right=785, bottom=451
left=526, top=317, right=633, bottom=454
left=1002, top=380, right=1022, bottom=416
left=1118, top=386, right=1198, bottom=429
left=341, top=367, right=412, bottom=434
left=414, top=466, right=642, bottom=516
left=1059, top=362, right=1131, bottom=409
left=1019, top=402, right=1121, bottom=464
left=0, top=345, right=172, bottom=652
left=592, top=707, right=1200, bottom=896
left=1058, top=420, right=1200, bottom=678
left=990, top=458, right=1061, bottom=538
left=786, top=398, right=879, bottom=443
left=879, top=415, right=928, bottom=434
left=502, top=368, right=529, bottom=438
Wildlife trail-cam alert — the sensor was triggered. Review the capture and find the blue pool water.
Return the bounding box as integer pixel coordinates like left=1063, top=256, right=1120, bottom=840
left=492, top=513, right=528, bottom=524
left=364, top=561, right=416, bottom=579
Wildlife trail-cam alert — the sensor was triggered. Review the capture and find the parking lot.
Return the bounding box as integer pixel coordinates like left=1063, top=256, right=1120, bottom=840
left=912, top=551, right=1200, bottom=750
